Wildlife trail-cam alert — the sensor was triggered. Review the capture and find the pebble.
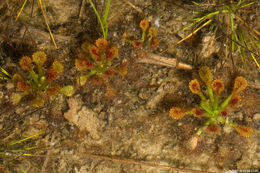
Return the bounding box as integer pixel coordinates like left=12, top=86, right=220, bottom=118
left=253, top=113, right=260, bottom=121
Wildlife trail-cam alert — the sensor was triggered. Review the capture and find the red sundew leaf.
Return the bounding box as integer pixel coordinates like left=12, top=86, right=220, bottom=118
left=233, top=76, right=247, bottom=94
left=32, top=51, right=47, bottom=67
left=106, top=46, right=118, bottom=61
left=228, top=95, right=241, bottom=107
left=91, top=76, right=103, bottom=85
left=235, top=125, right=254, bottom=138
left=117, top=61, right=129, bottom=77
left=136, top=50, right=147, bottom=58
left=148, top=27, right=157, bottom=37
left=189, top=79, right=202, bottom=95
left=46, top=68, right=58, bottom=82
left=19, top=56, right=33, bottom=71
left=220, top=110, right=228, bottom=117
left=199, top=66, right=212, bottom=86
left=17, top=80, right=30, bottom=91
left=211, top=79, right=224, bottom=95
left=89, top=46, right=99, bottom=56
left=47, top=84, right=60, bottom=96
left=95, top=38, right=109, bottom=49
left=205, top=124, right=221, bottom=134
left=140, top=19, right=149, bottom=32
left=102, top=68, right=115, bottom=78
left=150, top=37, right=159, bottom=49
left=75, top=58, right=94, bottom=71
left=132, top=40, right=143, bottom=48
left=192, top=107, right=205, bottom=117
left=169, top=107, right=188, bottom=120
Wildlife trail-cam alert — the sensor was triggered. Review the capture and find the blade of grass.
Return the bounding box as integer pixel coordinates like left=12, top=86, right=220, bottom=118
left=38, top=0, right=57, bottom=48
left=1, top=67, right=11, bottom=78
left=89, top=0, right=106, bottom=39
left=16, top=0, right=28, bottom=21
left=240, top=1, right=255, bottom=8
left=102, top=0, right=111, bottom=39
left=8, top=132, right=42, bottom=146
left=175, top=19, right=213, bottom=45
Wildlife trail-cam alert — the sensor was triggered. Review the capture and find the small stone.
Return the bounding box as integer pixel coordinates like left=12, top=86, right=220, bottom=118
left=253, top=113, right=260, bottom=121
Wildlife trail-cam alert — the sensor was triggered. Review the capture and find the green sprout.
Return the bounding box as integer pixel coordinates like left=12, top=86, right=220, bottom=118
left=123, top=19, right=159, bottom=50
left=169, top=66, right=254, bottom=138
left=180, top=0, right=260, bottom=69
left=89, top=0, right=111, bottom=39
left=11, top=51, right=74, bottom=107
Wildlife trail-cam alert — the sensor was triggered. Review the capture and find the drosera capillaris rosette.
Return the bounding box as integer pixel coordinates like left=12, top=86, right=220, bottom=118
left=11, top=51, right=74, bottom=107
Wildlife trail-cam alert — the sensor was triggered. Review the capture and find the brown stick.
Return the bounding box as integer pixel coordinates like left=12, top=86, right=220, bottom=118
left=123, top=0, right=142, bottom=13
left=136, top=52, right=193, bottom=70
left=81, top=152, right=215, bottom=173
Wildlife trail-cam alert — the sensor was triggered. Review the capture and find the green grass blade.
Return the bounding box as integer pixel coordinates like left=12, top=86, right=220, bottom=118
left=89, top=0, right=106, bottom=39
left=16, top=0, right=28, bottom=21
left=1, top=67, right=11, bottom=77
left=240, top=1, right=255, bottom=8
left=250, top=53, right=260, bottom=69
left=8, top=132, right=42, bottom=146
left=102, top=0, right=111, bottom=38
left=192, top=1, right=200, bottom=5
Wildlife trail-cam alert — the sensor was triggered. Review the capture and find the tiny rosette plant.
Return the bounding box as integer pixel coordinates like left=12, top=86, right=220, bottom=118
left=75, top=38, right=120, bottom=86
left=11, top=51, right=74, bottom=107
left=169, top=66, right=253, bottom=138
left=122, top=19, right=159, bottom=50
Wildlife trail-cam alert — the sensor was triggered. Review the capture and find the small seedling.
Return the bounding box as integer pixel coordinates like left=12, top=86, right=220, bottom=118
left=179, top=0, right=260, bottom=69
left=169, top=66, right=254, bottom=141
left=11, top=51, right=74, bottom=107
left=123, top=19, right=159, bottom=50
left=75, top=38, right=121, bottom=86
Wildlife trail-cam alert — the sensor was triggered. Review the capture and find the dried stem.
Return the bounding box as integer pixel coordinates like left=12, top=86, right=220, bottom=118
left=136, top=52, right=193, bottom=70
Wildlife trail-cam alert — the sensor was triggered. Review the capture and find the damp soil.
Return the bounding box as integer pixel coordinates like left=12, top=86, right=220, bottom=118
left=0, top=0, right=259, bottom=172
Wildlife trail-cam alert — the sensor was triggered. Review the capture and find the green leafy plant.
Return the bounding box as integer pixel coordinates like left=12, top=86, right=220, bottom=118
left=179, top=0, right=260, bottom=69
left=89, top=0, right=111, bottom=39
left=169, top=66, right=254, bottom=139
left=123, top=19, right=159, bottom=50
left=11, top=51, right=74, bottom=107
left=75, top=38, right=122, bottom=86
